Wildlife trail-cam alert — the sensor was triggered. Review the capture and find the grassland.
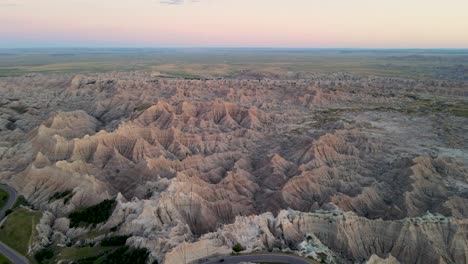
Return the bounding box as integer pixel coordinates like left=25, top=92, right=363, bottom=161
left=0, top=48, right=466, bottom=80
left=0, top=208, right=42, bottom=257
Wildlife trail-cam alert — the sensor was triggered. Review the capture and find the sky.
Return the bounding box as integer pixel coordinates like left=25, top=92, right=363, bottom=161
left=1, top=0, right=468, bottom=48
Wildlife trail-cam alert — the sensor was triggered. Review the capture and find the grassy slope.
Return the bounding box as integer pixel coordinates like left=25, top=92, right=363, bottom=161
left=55, top=246, right=116, bottom=262
left=0, top=208, right=42, bottom=256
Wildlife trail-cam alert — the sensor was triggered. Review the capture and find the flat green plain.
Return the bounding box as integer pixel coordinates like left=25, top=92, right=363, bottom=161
left=0, top=208, right=42, bottom=257
left=0, top=48, right=466, bottom=80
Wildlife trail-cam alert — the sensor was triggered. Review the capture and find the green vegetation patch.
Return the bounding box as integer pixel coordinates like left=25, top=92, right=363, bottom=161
left=0, top=190, right=9, bottom=210
left=5, top=195, right=30, bottom=217
left=449, top=104, right=468, bottom=117
left=99, top=246, right=149, bottom=264
left=232, top=243, right=244, bottom=253
left=0, top=208, right=42, bottom=256
left=57, top=246, right=115, bottom=262
left=69, top=199, right=116, bottom=228
left=34, top=247, right=54, bottom=263
left=0, top=254, right=12, bottom=264
left=75, top=246, right=150, bottom=264
left=400, top=95, right=468, bottom=117
left=34, top=245, right=120, bottom=264
left=76, top=230, right=108, bottom=241
left=48, top=190, right=73, bottom=204
left=133, top=104, right=153, bottom=112
left=13, top=195, right=30, bottom=208
left=1, top=49, right=466, bottom=80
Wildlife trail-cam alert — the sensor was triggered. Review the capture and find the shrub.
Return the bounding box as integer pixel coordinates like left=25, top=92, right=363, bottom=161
left=232, top=243, right=243, bottom=253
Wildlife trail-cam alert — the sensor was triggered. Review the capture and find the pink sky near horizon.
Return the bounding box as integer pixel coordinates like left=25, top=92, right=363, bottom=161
left=1, top=0, right=468, bottom=48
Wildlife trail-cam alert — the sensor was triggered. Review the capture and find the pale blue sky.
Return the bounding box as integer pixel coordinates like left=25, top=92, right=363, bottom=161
left=1, top=0, right=467, bottom=48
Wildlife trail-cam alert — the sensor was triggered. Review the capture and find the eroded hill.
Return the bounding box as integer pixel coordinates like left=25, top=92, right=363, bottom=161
left=0, top=72, right=467, bottom=263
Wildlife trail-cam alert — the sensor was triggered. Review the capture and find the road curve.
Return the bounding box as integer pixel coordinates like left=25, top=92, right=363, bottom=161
left=0, top=184, right=29, bottom=264
left=0, top=185, right=17, bottom=219
left=200, top=253, right=314, bottom=264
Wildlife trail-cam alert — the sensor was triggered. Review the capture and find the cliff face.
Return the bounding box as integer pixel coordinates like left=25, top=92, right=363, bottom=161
left=165, top=210, right=468, bottom=264
left=0, top=72, right=467, bottom=263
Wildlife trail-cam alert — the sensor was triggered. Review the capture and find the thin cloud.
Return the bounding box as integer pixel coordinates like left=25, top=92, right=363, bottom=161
left=160, top=0, right=184, bottom=4
left=159, top=0, right=202, bottom=5
left=0, top=3, right=18, bottom=7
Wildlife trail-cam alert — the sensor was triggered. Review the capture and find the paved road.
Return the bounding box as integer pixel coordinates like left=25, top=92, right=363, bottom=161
left=0, top=241, right=29, bottom=264
left=200, top=253, right=314, bottom=264
left=0, top=184, right=29, bottom=264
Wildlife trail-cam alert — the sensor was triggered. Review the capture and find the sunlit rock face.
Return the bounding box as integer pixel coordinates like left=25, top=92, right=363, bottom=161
left=0, top=72, right=467, bottom=263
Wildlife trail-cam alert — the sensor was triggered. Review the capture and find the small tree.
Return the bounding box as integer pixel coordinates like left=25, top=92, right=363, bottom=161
left=232, top=243, right=243, bottom=253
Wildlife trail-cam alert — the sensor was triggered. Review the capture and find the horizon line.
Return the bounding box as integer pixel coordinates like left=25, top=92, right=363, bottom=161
left=1, top=47, right=468, bottom=51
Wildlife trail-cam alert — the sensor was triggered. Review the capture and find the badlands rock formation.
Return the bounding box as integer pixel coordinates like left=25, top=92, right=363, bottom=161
left=0, top=71, right=467, bottom=263
left=165, top=210, right=468, bottom=264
